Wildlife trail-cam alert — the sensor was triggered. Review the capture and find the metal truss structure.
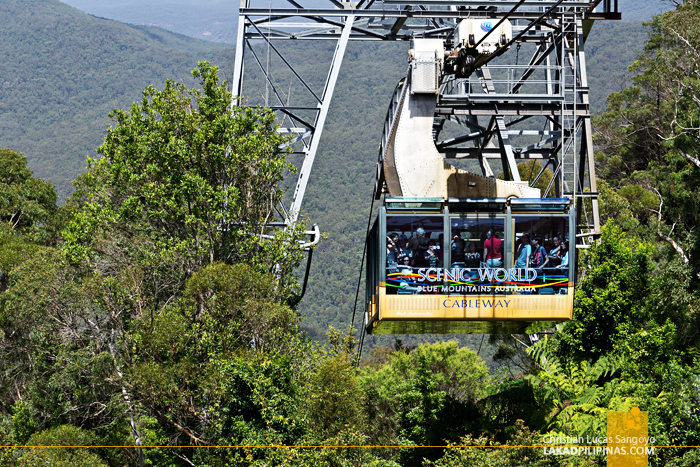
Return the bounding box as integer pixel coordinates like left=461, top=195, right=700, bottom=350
left=232, top=0, right=621, bottom=248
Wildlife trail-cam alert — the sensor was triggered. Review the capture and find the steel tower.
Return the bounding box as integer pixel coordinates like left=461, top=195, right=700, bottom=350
left=232, top=0, right=621, bottom=248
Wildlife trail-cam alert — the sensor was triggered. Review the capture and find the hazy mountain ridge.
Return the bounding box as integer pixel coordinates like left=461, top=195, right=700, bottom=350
left=58, top=0, right=670, bottom=43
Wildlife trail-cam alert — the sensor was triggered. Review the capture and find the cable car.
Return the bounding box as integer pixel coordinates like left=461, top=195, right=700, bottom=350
left=365, top=197, right=574, bottom=334
left=364, top=33, right=579, bottom=335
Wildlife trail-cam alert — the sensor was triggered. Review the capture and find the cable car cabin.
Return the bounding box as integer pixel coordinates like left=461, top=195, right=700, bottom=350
left=365, top=197, right=575, bottom=335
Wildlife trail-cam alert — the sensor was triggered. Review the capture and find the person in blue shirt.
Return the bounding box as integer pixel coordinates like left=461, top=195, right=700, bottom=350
left=514, top=233, right=531, bottom=268
left=555, top=241, right=569, bottom=270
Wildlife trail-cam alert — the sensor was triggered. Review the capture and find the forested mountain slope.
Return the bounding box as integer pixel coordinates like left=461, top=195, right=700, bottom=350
left=0, top=0, right=232, bottom=197
left=61, top=0, right=239, bottom=44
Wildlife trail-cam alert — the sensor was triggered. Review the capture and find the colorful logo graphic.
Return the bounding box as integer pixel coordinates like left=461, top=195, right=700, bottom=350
left=386, top=267, right=568, bottom=295
left=481, top=22, right=493, bottom=32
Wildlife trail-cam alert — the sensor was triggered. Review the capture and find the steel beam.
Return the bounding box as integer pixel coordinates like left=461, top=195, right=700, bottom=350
left=288, top=16, right=356, bottom=224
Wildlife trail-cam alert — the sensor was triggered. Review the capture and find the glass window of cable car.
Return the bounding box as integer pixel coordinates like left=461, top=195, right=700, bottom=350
left=446, top=216, right=504, bottom=295
left=512, top=215, right=570, bottom=295
left=450, top=216, right=504, bottom=269
left=386, top=215, right=443, bottom=295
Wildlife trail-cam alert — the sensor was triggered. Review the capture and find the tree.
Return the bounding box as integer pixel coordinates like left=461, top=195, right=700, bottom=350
left=18, top=425, right=108, bottom=467
left=63, top=61, right=303, bottom=292
left=587, top=8, right=700, bottom=457
left=552, top=223, right=652, bottom=360
left=0, top=247, right=135, bottom=464
left=0, top=148, right=57, bottom=237
left=0, top=63, right=316, bottom=467
left=0, top=148, right=59, bottom=291
left=358, top=342, right=491, bottom=466
left=594, top=1, right=700, bottom=278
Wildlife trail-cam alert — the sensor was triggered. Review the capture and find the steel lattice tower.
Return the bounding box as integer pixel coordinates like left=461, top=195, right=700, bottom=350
left=232, top=0, right=620, bottom=248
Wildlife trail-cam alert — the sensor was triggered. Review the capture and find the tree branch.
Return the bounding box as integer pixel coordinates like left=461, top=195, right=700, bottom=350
left=669, top=27, right=700, bottom=60
left=173, top=452, right=196, bottom=467
left=650, top=187, right=700, bottom=279
left=676, top=148, right=700, bottom=169
left=152, top=408, right=211, bottom=446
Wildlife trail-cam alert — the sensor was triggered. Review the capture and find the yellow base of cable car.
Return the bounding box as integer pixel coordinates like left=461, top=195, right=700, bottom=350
left=366, top=285, right=573, bottom=334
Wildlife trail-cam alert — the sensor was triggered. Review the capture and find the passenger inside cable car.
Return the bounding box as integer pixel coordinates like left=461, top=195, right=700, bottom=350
left=384, top=210, right=571, bottom=296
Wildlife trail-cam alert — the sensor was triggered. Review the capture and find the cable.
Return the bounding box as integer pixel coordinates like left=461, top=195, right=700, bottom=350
left=350, top=198, right=375, bottom=330
left=356, top=322, right=367, bottom=367
left=472, top=0, right=527, bottom=51
left=351, top=193, right=376, bottom=367
left=350, top=176, right=379, bottom=364
left=481, top=0, right=566, bottom=70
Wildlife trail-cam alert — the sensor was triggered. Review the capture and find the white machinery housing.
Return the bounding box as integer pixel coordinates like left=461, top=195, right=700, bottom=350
left=409, top=39, right=444, bottom=94
left=455, top=18, right=512, bottom=55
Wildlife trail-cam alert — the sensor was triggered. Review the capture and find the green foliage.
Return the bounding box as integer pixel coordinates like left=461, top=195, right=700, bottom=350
left=0, top=148, right=57, bottom=236
left=597, top=179, right=640, bottom=231
left=665, top=446, right=700, bottom=466
left=0, top=54, right=312, bottom=466
left=10, top=401, right=36, bottom=446
left=615, top=184, right=659, bottom=222
left=359, top=341, right=491, bottom=466
left=594, top=1, right=700, bottom=278
left=609, top=321, right=700, bottom=462
left=208, top=353, right=303, bottom=446
left=63, top=62, right=303, bottom=289
left=307, top=353, right=364, bottom=437
left=526, top=347, right=618, bottom=437
left=182, top=262, right=300, bottom=353
left=423, top=420, right=586, bottom=467
left=553, top=223, right=652, bottom=359
left=19, top=425, right=107, bottom=467
left=123, top=262, right=307, bottom=464
left=0, top=248, right=125, bottom=440
left=585, top=7, right=700, bottom=458
left=0, top=224, right=42, bottom=292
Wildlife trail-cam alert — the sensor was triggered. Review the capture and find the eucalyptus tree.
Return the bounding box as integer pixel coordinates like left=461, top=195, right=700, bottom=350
left=0, top=63, right=314, bottom=466
left=63, top=61, right=302, bottom=291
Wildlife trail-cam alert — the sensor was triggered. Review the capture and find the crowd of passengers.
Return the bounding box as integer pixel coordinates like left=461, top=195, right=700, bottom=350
left=387, top=229, right=569, bottom=271
left=386, top=228, right=443, bottom=268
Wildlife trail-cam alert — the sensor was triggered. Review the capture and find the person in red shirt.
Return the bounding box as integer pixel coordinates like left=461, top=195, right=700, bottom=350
left=483, top=230, right=503, bottom=268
